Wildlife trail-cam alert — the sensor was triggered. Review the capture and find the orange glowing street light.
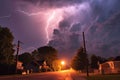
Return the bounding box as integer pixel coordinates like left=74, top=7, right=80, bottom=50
left=61, top=61, right=65, bottom=65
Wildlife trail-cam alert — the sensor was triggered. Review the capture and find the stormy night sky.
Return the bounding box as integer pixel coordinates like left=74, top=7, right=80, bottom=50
left=0, top=0, right=120, bottom=59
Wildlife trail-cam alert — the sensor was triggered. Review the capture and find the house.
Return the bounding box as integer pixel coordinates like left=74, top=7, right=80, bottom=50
left=17, top=61, right=23, bottom=70
left=99, top=61, right=120, bottom=74
left=38, top=60, right=51, bottom=72
left=25, top=60, right=40, bottom=72
left=25, top=60, right=51, bottom=73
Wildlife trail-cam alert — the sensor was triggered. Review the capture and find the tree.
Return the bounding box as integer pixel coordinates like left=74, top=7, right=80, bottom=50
left=90, top=54, right=99, bottom=69
left=0, top=26, right=14, bottom=65
left=107, top=57, right=115, bottom=61
left=18, top=52, right=32, bottom=66
left=37, top=46, right=58, bottom=68
left=52, top=60, right=61, bottom=71
left=71, top=47, right=88, bottom=71
left=97, top=56, right=107, bottom=63
left=31, top=50, right=39, bottom=60
left=0, top=26, right=15, bottom=75
left=115, top=56, right=120, bottom=61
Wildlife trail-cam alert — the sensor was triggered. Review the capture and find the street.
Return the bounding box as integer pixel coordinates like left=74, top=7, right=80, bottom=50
left=0, top=70, right=86, bottom=80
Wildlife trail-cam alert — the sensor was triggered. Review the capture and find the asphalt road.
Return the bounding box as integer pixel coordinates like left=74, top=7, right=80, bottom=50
left=0, top=70, right=86, bottom=80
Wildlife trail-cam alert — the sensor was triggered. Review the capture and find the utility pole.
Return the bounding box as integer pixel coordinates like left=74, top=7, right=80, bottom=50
left=82, top=32, right=89, bottom=77
left=15, top=40, right=20, bottom=73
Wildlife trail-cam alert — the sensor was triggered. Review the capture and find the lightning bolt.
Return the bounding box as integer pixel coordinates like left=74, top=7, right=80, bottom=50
left=46, top=11, right=56, bottom=43
left=17, top=10, right=43, bottom=16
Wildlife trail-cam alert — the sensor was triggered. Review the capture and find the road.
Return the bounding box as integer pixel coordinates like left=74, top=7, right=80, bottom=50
left=0, top=70, right=86, bottom=80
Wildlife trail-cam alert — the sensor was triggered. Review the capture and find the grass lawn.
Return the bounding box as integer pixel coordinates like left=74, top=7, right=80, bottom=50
left=86, top=74, right=120, bottom=80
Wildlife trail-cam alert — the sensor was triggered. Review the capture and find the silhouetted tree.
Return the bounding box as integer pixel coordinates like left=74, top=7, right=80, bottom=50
left=71, top=47, right=88, bottom=71
left=37, top=46, right=58, bottom=68
left=90, top=54, right=99, bottom=69
left=107, top=57, right=115, bottom=61
left=97, top=56, right=107, bottom=63
left=0, top=26, right=15, bottom=75
left=18, top=52, right=32, bottom=66
left=31, top=50, right=39, bottom=60
left=115, top=56, right=120, bottom=61
left=0, top=26, right=14, bottom=64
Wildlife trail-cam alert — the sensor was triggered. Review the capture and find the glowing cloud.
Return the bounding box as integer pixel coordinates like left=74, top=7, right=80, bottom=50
left=45, top=9, right=63, bottom=43
left=46, top=11, right=56, bottom=43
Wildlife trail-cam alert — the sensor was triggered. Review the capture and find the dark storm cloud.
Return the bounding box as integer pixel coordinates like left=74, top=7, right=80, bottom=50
left=48, top=20, right=82, bottom=56
left=86, top=12, right=120, bottom=57
left=70, top=23, right=81, bottom=32
left=91, top=0, right=120, bottom=23
left=53, top=29, right=60, bottom=36
left=69, top=33, right=81, bottom=51
left=23, top=0, right=85, bottom=8
left=59, top=20, right=70, bottom=30
left=48, top=29, right=65, bottom=53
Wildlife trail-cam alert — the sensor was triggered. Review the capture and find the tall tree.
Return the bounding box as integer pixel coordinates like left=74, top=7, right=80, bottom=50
left=0, top=26, right=14, bottom=64
left=90, top=54, right=99, bottom=69
left=71, top=47, right=88, bottom=71
left=37, top=46, right=58, bottom=68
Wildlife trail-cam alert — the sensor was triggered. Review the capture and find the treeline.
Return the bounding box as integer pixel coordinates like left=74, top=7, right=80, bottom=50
left=18, top=46, right=58, bottom=72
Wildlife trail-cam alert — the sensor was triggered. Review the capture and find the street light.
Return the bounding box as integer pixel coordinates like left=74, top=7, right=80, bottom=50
left=61, top=61, right=65, bottom=65
left=60, top=61, right=65, bottom=70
